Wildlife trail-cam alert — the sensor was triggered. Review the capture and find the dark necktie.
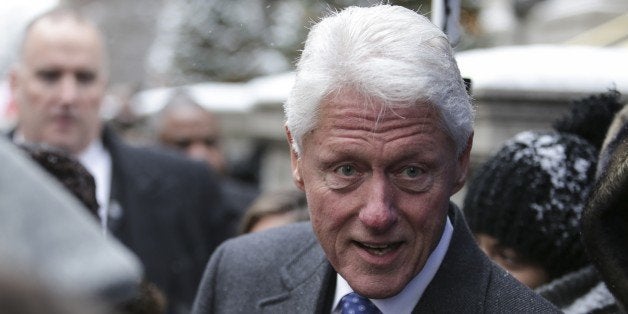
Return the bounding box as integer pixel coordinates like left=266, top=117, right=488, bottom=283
left=339, top=292, right=382, bottom=314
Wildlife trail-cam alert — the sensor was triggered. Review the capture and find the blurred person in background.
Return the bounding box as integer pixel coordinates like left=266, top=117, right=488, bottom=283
left=157, top=91, right=226, bottom=174
left=19, top=144, right=168, bottom=314
left=7, top=7, right=229, bottom=314
left=156, top=90, right=259, bottom=235
left=238, top=188, right=309, bottom=234
left=0, top=135, right=142, bottom=314
left=0, top=268, right=111, bottom=314
left=463, top=90, right=623, bottom=312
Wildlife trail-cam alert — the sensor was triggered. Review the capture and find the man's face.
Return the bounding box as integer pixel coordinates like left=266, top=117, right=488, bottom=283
left=159, top=107, right=225, bottom=174
left=290, top=90, right=470, bottom=298
left=10, top=18, right=107, bottom=154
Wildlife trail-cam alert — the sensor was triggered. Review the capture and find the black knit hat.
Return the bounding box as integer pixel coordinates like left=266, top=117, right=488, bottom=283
left=463, top=130, right=597, bottom=280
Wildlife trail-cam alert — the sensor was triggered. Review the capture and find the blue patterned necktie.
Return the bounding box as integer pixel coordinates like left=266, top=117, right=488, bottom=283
left=339, top=292, right=382, bottom=314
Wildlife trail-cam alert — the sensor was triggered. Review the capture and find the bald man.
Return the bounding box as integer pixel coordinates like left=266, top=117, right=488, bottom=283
left=157, top=91, right=259, bottom=236
left=9, top=8, right=229, bottom=314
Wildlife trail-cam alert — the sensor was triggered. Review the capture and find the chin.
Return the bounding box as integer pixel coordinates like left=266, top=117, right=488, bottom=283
left=350, top=276, right=406, bottom=299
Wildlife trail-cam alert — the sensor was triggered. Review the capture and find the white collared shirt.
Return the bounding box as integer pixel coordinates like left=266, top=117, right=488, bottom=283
left=332, top=216, right=454, bottom=314
left=13, top=132, right=112, bottom=235
left=77, top=139, right=112, bottom=235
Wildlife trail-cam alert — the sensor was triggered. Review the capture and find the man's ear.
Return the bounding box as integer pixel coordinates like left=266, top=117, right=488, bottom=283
left=452, top=133, right=473, bottom=194
left=9, top=66, right=19, bottom=97
left=8, top=66, right=23, bottom=115
left=285, top=125, right=304, bottom=191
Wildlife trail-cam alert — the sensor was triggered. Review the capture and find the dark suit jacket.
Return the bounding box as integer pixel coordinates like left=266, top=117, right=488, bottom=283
left=0, top=136, right=142, bottom=304
left=192, top=204, right=560, bottom=313
left=102, top=127, right=229, bottom=314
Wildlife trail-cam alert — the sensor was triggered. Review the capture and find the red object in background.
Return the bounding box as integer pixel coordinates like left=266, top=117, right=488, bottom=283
left=6, top=97, right=17, bottom=117
left=0, top=82, right=17, bottom=126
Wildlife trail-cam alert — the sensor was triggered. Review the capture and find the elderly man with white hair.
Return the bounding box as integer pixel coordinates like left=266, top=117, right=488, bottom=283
left=193, top=5, right=559, bottom=313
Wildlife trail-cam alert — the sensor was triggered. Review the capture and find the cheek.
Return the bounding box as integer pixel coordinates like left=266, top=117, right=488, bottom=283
left=22, top=83, right=47, bottom=105
left=307, top=187, right=342, bottom=225
left=397, top=189, right=450, bottom=251
left=17, top=91, right=48, bottom=120
left=435, top=167, right=460, bottom=197
left=87, top=91, right=104, bottom=109
left=307, top=190, right=355, bottom=266
left=405, top=202, right=445, bottom=248
left=404, top=186, right=448, bottom=218
left=79, top=83, right=105, bottom=105
left=80, top=92, right=104, bottom=119
left=306, top=186, right=356, bottom=242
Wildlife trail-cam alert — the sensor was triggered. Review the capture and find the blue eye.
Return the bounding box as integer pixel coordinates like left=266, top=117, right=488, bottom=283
left=403, top=166, right=420, bottom=178
left=393, top=165, right=432, bottom=192
left=325, top=164, right=363, bottom=191
left=337, top=165, right=356, bottom=176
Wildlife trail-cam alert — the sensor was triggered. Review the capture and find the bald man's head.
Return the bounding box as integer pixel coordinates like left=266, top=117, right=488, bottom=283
left=10, top=8, right=109, bottom=154
left=157, top=93, right=226, bottom=174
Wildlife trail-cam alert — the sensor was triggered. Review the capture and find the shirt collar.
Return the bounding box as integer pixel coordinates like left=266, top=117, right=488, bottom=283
left=11, top=132, right=112, bottom=234
left=76, top=137, right=107, bottom=166
left=332, top=216, right=453, bottom=314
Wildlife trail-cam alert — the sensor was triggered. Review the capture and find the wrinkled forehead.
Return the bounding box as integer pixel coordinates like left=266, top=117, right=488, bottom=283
left=320, top=88, right=448, bottom=133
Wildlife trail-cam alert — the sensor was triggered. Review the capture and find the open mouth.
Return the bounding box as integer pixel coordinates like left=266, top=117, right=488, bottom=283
left=355, top=241, right=402, bottom=256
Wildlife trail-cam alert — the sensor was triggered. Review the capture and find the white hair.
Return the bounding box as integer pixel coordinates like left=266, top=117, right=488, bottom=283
left=284, top=4, right=474, bottom=156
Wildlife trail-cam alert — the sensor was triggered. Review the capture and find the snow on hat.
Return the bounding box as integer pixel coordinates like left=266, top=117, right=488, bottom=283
left=463, top=130, right=597, bottom=279
left=464, top=89, right=623, bottom=280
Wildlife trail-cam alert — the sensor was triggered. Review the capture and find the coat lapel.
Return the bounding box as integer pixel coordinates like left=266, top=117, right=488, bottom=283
left=255, top=205, right=488, bottom=313
left=413, top=205, right=489, bottom=313
left=102, top=126, right=163, bottom=238
left=258, top=234, right=336, bottom=313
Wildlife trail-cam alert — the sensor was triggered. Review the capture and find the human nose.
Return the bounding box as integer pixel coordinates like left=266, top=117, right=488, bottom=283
left=185, top=141, right=208, bottom=160
left=186, top=140, right=210, bottom=156
left=59, top=75, right=78, bottom=105
left=358, top=174, right=397, bottom=231
left=186, top=142, right=221, bottom=169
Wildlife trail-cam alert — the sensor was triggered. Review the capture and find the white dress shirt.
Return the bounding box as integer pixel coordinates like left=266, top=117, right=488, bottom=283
left=332, top=216, right=454, bottom=314
left=13, top=132, right=113, bottom=235
left=77, top=139, right=112, bottom=235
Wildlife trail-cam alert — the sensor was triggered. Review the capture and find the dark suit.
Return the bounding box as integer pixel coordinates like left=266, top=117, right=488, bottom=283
left=7, top=126, right=227, bottom=313
left=192, top=204, right=559, bottom=313
left=0, top=136, right=142, bottom=304
left=102, top=127, right=229, bottom=314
